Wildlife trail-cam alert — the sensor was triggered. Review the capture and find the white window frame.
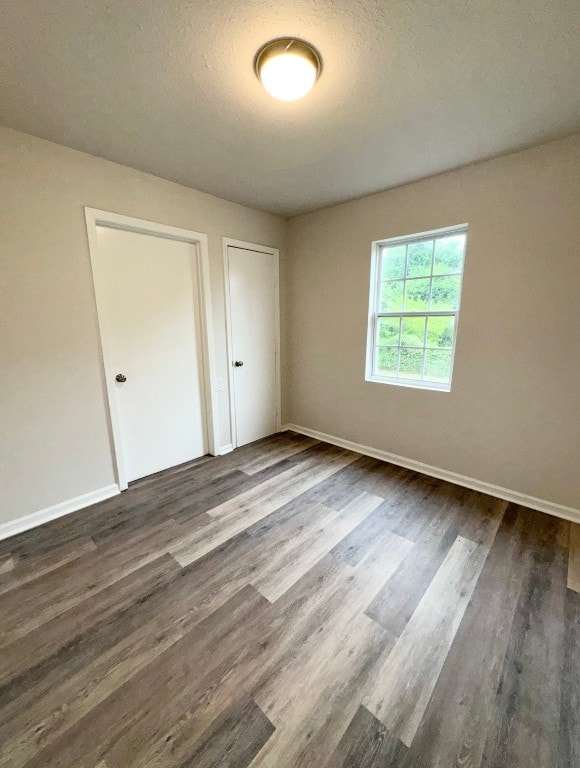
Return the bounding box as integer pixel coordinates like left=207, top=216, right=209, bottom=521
left=365, top=224, right=468, bottom=392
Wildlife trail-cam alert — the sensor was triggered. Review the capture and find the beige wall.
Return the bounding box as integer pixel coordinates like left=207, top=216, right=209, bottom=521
left=2, top=127, right=578, bottom=528
left=0, top=127, right=287, bottom=525
left=286, top=135, right=580, bottom=510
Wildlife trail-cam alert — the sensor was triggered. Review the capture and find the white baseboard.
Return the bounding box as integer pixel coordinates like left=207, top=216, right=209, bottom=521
left=219, top=443, right=234, bottom=455
left=282, top=423, right=580, bottom=525
left=0, top=484, right=121, bottom=542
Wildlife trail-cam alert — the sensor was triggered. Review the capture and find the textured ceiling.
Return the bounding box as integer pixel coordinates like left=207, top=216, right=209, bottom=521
left=1, top=0, right=579, bottom=216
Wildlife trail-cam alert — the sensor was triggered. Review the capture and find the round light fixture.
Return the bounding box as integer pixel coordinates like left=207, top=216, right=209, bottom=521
left=254, top=38, right=322, bottom=102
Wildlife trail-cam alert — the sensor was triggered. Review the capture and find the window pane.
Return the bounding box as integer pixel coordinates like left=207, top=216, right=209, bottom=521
left=380, top=280, right=404, bottom=311
left=401, top=316, right=426, bottom=347
left=370, top=228, right=466, bottom=389
left=426, top=316, right=455, bottom=348
left=424, top=349, right=452, bottom=382
left=376, top=346, right=399, bottom=376
left=381, top=245, right=406, bottom=280
left=433, top=235, right=465, bottom=275
left=377, top=317, right=400, bottom=346
left=406, top=241, right=433, bottom=277
left=399, top=348, right=424, bottom=379
left=404, top=277, right=430, bottom=311
left=430, top=275, right=461, bottom=310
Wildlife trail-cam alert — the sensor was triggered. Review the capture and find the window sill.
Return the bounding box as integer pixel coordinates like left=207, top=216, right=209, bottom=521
left=365, top=374, right=451, bottom=392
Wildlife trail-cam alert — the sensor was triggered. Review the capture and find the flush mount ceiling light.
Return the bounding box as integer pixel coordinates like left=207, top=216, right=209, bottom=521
left=254, top=38, right=322, bottom=102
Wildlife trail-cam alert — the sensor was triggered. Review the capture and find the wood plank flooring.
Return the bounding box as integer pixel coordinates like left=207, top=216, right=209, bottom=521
left=0, top=432, right=577, bottom=768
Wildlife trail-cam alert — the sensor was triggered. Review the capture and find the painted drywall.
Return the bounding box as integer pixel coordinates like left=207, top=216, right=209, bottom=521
left=2, top=1, right=579, bottom=215
left=0, top=126, right=287, bottom=525
left=286, top=134, right=580, bottom=510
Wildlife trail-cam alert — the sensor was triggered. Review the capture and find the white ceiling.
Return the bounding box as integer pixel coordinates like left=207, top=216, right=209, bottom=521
left=1, top=0, right=579, bottom=216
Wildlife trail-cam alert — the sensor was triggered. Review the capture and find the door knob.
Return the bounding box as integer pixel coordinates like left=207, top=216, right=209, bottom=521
left=233, top=361, right=244, bottom=367
left=115, top=373, right=127, bottom=383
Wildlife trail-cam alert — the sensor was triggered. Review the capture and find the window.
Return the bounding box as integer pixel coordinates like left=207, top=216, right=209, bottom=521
left=366, top=225, right=467, bottom=391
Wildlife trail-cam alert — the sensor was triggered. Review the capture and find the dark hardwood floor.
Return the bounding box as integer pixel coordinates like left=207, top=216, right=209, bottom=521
left=0, top=432, right=578, bottom=768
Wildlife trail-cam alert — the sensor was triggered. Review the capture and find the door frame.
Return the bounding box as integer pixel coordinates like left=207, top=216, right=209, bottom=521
left=85, top=207, right=220, bottom=490
left=222, top=237, right=281, bottom=449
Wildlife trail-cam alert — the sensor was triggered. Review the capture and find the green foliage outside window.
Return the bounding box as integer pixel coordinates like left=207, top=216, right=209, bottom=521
left=374, top=232, right=465, bottom=384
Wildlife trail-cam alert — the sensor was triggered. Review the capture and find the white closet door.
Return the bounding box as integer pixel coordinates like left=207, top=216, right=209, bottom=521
left=96, top=226, right=207, bottom=482
left=227, top=245, right=278, bottom=447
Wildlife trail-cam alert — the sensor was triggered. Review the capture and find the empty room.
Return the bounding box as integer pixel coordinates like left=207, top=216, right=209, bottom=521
left=1, top=1, right=579, bottom=766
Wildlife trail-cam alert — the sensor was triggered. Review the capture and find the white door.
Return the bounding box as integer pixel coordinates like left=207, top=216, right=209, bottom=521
left=96, top=226, right=207, bottom=482
left=227, top=245, right=278, bottom=447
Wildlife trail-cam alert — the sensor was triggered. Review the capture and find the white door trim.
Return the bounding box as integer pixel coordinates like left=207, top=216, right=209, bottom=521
left=222, top=238, right=281, bottom=449
left=85, top=208, right=220, bottom=490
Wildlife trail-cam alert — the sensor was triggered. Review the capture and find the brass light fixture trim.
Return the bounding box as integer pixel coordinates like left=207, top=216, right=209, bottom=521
left=253, top=38, right=323, bottom=82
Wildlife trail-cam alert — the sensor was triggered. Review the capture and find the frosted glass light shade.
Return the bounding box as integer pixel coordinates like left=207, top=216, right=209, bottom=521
left=255, top=39, right=322, bottom=102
